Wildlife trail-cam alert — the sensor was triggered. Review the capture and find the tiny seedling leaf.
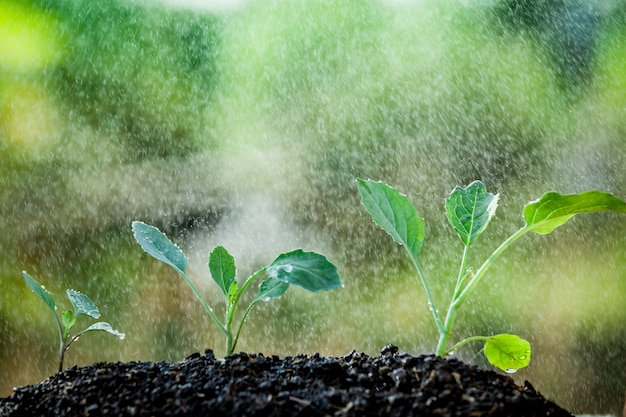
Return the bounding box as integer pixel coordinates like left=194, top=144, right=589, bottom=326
left=209, top=245, right=237, bottom=297
left=22, top=271, right=56, bottom=313
left=61, top=310, right=76, bottom=332
left=267, top=250, right=342, bottom=292
left=357, top=179, right=425, bottom=261
left=523, top=191, right=626, bottom=234
left=66, top=289, right=100, bottom=319
left=446, top=181, right=498, bottom=245
left=254, top=277, right=289, bottom=302
left=227, top=281, right=239, bottom=306
left=78, top=322, right=125, bottom=339
left=484, top=334, right=531, bottom=372
left=132, top=221, right=188, bottom=275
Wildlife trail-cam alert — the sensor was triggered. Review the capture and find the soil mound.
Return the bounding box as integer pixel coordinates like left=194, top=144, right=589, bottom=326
left=0, top=345, right=572, bottom=416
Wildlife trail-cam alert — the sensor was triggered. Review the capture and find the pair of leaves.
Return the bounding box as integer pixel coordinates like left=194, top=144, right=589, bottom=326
left=357, top=179, right=498, bottom=249
left=132, top=221, right=342, bottom=307
left=22, top=271, right=124, bottom=343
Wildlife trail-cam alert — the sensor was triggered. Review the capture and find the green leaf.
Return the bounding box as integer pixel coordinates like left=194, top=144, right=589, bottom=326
left=523, top=191, right=626, bottom=234
left=209, top=245, right=237, bottom=297
left=445, top=181, right=498, bottom=245
left=132, top=221, right=188, bottom=275
left=484, top=334, right=531, bottom=372
left=61, top=310, right=76, bottom=332
left=77, top=322, right=125, bottom=339
left=266, top=250, right=342, bottom=292
left=254, top=277, right=289, bottom=302
left=357, top=179, right=425, bottom=260
left=66, top=289, right=100, bottom=319
left=22, top=271, right=56, bottom=313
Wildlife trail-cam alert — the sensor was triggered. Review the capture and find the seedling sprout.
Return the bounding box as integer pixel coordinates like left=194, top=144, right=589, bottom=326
left=132, top=221, right=342, bottom=355
left=357, top=179, right=626, bottom=372
left=22, top=272, right=125, bottom=372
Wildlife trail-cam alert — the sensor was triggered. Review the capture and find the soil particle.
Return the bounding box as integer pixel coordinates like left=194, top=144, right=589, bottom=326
left=0, top=345, right=572, bottom=417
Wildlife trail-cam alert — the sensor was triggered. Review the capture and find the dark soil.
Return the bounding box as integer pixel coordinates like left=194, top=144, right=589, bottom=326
left=0, top=345, right=572, bottom=417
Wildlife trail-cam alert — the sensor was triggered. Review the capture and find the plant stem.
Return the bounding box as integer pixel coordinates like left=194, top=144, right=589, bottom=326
left=52, top=313, right=66, bottom=372
left=435, top=244, right=471, bottom=356
left=443, top=335, right=490, bottom=356
left=59, top=344, right=70, bottom=373
left=224, top=268, right=267, bottom=354
left=453, top=244, right=471, bottom=300
left=454, top=227, right=529, bottom=307
left=409, top=253, right=443, bottom=333
left=435, top=300, right=457, bottom=356
left=177, top=271, right=228, bottom=338
left=436, top=227, right=529, bottom=356
left=231, top=300, right=259, bottom=355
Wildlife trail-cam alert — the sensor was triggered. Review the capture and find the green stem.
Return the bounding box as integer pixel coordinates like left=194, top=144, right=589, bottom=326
left=454, top=227, right=529, bottom=308
left=453, top=244, right=471, bottom=301
left=435, top=300, right=458, bottom=356
left=225, top=268, right=267, bottom=354
left=435, top=243, right=471, bottom=356
left=231, top=300, right=260, bottom=355
left=443, top=335, right=490, bottom=356
left=53, top=313, right=65, bottom=372
left=177, top=271, right=228, bottom=337
left=409, top=253, right=443, bottom=333
left=436, top=227, right=529, bottom=356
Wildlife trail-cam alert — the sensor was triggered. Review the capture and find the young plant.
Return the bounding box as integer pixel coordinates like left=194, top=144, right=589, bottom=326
left=357, top=179, right=626, bottom=372
left=132, top=221, right=342, bottom=355
left=22, top=271, right=125, bottom=372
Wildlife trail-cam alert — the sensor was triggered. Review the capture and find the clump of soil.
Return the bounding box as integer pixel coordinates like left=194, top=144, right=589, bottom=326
left=0, top=345, right=571, bottom=417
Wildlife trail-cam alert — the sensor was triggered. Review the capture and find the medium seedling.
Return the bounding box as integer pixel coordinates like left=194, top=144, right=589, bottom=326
left=357, top=179, right=626, bottom=372
left=22, top=271, right=125, bottom=372
left=132, top=221, right=342, bottom=355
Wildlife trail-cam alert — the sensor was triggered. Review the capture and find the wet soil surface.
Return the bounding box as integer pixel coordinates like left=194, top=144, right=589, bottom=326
left=0, top=345, right=572, bottom=417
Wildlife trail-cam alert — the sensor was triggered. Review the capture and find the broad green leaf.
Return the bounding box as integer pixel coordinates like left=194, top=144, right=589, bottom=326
left=445, top=181, right=498, bottom=245
left=209, top=245, right=237, bottom=297
left=523, top=191, right=626, bottom=234
left=61, top=310, right=76, bottom=332
left=357, top=179, right=425, bottom=260
left=66, top=289, right=100, bottom=319
left=132, top=221, right=188, bottom=275
left=484, top=334, right=531, bottom=372
left=78, top=322, right=125, bottom=339
left=254, top=277, right=289, bottom=302
left=267, top=250, right=342, bottom=292
left=22, top=271, right=56, bottom=313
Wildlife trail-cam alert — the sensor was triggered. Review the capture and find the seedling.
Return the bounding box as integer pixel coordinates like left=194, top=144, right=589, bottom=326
left=22, top=271, right=125, bottom=372
left=132, top=221, right=342, bottom=355
left=357, top=179, right=626, bottom=372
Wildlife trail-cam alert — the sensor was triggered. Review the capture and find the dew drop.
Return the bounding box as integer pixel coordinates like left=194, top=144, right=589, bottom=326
left=505, top=368, right=517, bottom=374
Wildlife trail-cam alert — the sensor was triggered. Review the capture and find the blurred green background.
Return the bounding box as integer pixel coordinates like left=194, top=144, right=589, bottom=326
left=1, top=0, right=625, bottom=413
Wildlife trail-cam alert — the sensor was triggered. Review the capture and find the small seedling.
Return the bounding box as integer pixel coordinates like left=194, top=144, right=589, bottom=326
left=357, top=179, right=626, bottom=372
left=132, top=221, right=342, bottom=355
left=22, top=271, right=125, bottom=372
